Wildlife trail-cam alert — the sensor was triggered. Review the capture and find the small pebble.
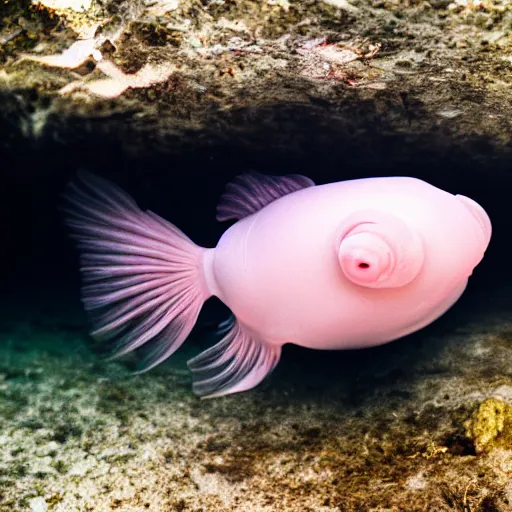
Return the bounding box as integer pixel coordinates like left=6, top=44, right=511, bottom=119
left=29, top=497, right=48, bottom=512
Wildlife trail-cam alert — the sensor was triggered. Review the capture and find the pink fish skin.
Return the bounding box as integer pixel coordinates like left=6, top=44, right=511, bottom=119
left=63, top=173, right=492, bottom=399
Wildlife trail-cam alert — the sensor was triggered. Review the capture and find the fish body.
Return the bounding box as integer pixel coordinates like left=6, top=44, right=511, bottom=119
left=63, top=172, right=491, bottom=398
left=209, top=176, right=489, bottom=351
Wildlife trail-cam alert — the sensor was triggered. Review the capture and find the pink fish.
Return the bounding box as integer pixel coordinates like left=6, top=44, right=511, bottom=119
left=63, top=172, right=492, bottom=398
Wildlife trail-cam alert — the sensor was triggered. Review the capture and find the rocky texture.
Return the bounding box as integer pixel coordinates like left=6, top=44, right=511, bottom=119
left=1, top=285, right=512, bottom=511
left=0, top=0, right=511, bottom=168
left=1, top=1, right=512, bottom=511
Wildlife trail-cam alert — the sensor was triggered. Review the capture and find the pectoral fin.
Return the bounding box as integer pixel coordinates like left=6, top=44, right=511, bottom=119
left=187, top=318, right=281, bottom=398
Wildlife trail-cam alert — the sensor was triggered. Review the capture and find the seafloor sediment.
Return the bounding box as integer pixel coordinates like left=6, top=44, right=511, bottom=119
left=1, top=283, right=512, bottom=511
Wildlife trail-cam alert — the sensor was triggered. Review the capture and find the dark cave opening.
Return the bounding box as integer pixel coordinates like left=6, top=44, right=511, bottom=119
left=1, top=102, right=510, bottom=386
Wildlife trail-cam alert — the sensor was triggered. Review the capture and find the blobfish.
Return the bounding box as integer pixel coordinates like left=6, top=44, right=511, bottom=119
left=63, top=172, right=492, bottom=398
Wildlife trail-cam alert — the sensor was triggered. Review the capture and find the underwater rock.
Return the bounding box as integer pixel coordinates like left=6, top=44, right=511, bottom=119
left=0, top=0, right=510, bottom=171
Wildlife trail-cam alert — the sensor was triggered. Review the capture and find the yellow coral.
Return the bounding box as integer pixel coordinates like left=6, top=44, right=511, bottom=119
left=464, top=398, right=512, bottom=454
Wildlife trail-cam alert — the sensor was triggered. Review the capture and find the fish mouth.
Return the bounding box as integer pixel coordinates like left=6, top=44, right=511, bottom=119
left=455, top=194, right=492, bottom=249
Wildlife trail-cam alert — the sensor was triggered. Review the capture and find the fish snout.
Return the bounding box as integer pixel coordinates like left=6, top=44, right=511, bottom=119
left=455, top=195, right=492, bottom=252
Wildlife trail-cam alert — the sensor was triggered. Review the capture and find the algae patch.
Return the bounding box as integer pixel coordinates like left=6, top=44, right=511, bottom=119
left=465, top=397, right=512, bottom=454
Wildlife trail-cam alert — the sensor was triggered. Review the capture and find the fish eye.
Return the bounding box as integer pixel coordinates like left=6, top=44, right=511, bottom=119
left=336, top=210, right=425, bottom=289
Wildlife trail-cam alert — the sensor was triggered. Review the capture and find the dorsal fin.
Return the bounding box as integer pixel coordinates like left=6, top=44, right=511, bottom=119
left=216, top=171, right=315, bottom=222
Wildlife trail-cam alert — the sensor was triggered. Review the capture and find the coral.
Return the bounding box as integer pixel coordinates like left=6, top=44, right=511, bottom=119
left=465, top=398, right=512, bottom=454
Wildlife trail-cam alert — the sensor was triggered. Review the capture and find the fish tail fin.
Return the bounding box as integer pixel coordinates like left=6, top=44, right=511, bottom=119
left=62, top=171, right=211, bottom=371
